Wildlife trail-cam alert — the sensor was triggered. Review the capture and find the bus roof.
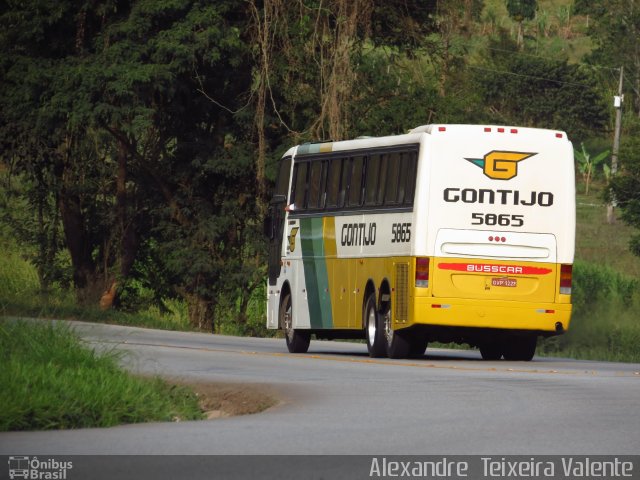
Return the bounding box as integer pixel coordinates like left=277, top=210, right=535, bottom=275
left=282, top=124, right=569, bottom=159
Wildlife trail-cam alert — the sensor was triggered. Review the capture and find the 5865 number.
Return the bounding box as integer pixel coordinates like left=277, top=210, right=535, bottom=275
left=391, top=223, right=411, bottom=243
left=471, top=213, right=524, bottom=227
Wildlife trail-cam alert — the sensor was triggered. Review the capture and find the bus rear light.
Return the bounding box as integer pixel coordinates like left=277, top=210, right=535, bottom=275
left=556, top=132, right=563, bottom=138
left=560, top=264, right=572, bottom=295
left=415, top=257, right=430, bottom=288
left=438, top=126, right=447, bottom=132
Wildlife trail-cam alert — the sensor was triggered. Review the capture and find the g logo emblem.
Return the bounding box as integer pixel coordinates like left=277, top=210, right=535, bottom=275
left=466, top=151, right=536, bottom=180
left=288, top=227, right=299, bottom=252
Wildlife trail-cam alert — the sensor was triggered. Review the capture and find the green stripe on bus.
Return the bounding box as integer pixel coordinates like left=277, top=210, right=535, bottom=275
left=297, top=143, right=333, bottom=155
left=300, top=217, right=333, bottom=329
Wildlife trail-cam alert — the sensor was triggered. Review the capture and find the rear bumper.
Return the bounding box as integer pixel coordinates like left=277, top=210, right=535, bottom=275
left=410, top=297, right=572, bottom=333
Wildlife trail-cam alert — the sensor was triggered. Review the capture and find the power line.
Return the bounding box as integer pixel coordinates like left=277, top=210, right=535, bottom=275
left=467, top=64, right=598, bottom=89
left=479, top=44, right=621, bottom=72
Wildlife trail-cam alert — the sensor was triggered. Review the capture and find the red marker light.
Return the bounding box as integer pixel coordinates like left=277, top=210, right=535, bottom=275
left=415, top=257, right=430, bottom=288
left=438, top=126, right=447, bottom=132
left=560, top=264, right=572, bottom=295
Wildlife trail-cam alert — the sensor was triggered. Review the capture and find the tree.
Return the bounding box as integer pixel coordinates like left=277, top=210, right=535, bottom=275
left=0, top=0, right=262, bottom=326
left=474, top=33, right=609, bottom=140
left=609, top=121, right=640, bottom=257
left=506, top=0, right=537, bottom=48
left=575, top=0, right=640, bottom=117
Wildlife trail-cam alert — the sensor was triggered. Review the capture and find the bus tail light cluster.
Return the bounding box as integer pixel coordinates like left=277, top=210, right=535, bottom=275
left=415, top=257, right=430, bottom=288
left=559, top=264, right=572, bottom=295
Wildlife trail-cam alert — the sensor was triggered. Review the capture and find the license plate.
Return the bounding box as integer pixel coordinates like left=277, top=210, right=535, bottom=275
left=491, top=277, right=517, bottom=287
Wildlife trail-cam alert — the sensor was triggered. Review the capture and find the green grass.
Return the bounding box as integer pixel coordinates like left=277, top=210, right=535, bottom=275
left=0, top=320, right=203, bottom=431
left=575, top=191, right=640, bottom=278
left=532, top=186, right=640, bottom=362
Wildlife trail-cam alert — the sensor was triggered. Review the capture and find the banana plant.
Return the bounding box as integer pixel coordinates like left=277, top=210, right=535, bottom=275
left=575, top=142, right=610, bottom=195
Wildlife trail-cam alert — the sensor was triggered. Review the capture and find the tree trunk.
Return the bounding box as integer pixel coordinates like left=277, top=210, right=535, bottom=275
left=517, top=21, right=524, bottom=49
left=110, top=136, right=140, bottom=309
left=186, top=293, right=213, bottom=331
left=58, top=170, right=104, bottom=305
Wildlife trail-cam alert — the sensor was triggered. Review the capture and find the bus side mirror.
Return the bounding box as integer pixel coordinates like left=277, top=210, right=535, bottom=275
left=263, top=216, right=274, bottom=239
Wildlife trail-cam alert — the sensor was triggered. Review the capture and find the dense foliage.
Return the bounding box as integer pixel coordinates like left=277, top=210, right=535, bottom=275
left=0, top=0, right=638, bottom=329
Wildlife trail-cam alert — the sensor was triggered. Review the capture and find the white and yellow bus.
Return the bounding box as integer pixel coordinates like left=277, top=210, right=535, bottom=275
left=264, top=124, right=575, bottom=360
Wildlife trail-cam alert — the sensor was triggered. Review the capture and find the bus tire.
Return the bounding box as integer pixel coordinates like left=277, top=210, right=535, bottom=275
left=383, top=307, right=411, bottom=359
left=479, top=341, right=503, bottom=360
left=281, top=292, right=310, bottom=354
left=365, top=293, right=386, bottom=358
left=503, top=335, right=537, bottom=361
left=409, top=334, right=428, bottom=357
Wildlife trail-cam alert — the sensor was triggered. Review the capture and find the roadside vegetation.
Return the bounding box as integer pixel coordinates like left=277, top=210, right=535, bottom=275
left=2, top=186, right=639, bottom=362
left=536, top=189, right=640, bottom=362
left=0, top=320, right=204, bottom=431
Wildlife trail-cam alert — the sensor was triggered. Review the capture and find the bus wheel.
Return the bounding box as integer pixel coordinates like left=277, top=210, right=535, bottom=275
left=281, top=292, right=310, bottom=354
left=409, top=335, right=428, bottom=358
left=383, top=306, right=411, bottom=359
left=365, top=293, right=386, bottom=358
left=502, top=335, right=537, bottom=361
left=479, top=341, right=503, bottom=360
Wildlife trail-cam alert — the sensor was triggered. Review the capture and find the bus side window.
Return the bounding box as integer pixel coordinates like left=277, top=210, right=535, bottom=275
left=376, top=154, right=388, bottom=205
left=403, top=152, right=418, bottom=206
left=338, top=157, right=351, bottom=208
left=291, top=162, right=309, bottom=210
left=326, top=158, right=342, bottom=208
left=319, top=160, right=328, bottom=209
left=348, top=155, right=365, bottom=207
left=396, top=151, right=416, bottom=205
left=307, top=161, right=324, bottom=209
left=364, top=154, right=381, bottom=206
left=276, top=156, right=292, bottom=198
left=384, top=151, right=401, bottom=205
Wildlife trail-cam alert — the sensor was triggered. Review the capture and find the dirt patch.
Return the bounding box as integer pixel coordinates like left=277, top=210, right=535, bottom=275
left=175, top=381, right=279, bottom=420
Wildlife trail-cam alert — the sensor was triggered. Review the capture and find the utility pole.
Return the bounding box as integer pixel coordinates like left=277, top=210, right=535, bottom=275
left=607, top=66, right=624, bottom=224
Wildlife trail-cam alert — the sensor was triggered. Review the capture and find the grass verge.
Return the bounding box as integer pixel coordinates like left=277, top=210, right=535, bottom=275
left=0, top=320, right=204, bottom=431
left=538, top=260, right=640, bottom=363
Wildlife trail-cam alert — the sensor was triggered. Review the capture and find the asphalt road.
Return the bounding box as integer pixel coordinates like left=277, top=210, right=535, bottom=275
left=2, top=321, right=639, bottom=455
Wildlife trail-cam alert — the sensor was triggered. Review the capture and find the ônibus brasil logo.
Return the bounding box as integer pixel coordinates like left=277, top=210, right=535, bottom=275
left=8, top=456, right=73, bottom=479
left=465, top=150, right=537, bottom=180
